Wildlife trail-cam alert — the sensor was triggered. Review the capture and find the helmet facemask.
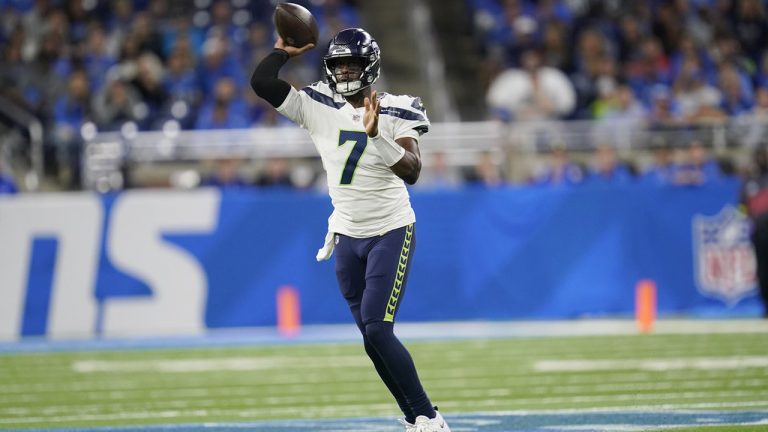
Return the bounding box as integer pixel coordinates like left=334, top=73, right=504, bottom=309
left=324, top=55, right=379, bottom=96
left=325, top=57, right=365, bottom=96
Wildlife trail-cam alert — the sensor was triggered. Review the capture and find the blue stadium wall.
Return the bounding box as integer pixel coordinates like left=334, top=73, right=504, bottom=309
left=0, top=180, right=762, bottom=340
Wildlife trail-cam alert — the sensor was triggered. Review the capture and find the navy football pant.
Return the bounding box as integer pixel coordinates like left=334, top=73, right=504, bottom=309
left=334, top=224, right=435, bottom=422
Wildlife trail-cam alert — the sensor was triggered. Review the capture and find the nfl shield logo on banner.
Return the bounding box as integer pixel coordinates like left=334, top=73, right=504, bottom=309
left=692, top=206, right=757, bottom=305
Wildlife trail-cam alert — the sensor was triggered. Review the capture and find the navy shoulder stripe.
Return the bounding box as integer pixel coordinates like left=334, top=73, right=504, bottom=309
left=301, top=87, right=345, bottom=109
left=411, top=97, right=426, bottom=112
left=380, top=106, right=426, bottom=122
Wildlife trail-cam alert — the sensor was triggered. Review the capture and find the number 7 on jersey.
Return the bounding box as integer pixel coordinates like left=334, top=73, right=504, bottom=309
left=338, top=130, right=368, bottom=185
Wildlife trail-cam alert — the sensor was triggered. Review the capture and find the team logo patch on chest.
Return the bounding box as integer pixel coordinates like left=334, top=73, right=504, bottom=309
left=692, top=206, right=757, bottom=305
left=352, top=114, right=361, bottom=122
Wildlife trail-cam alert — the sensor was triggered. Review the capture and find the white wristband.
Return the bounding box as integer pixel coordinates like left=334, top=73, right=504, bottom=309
left=369, top=132, right=406, bottom=166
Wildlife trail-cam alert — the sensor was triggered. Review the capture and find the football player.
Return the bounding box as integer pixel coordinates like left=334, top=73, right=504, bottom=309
left=250, top=28, right=450, bottom=432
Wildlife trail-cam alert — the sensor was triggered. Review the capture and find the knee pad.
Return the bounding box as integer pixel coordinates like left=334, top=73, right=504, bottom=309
left=364, top=321, right=394, bottom=347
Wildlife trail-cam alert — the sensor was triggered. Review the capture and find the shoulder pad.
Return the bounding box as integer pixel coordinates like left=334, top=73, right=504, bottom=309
left=301, top=81, right=345, bottom=109
left=380, top=93, right=423, bottom=110
left=302, top=81, right=335, bottom=97
left=379, top=93, right=429, bottom=122
left=410, top=97, right=425, bottom=112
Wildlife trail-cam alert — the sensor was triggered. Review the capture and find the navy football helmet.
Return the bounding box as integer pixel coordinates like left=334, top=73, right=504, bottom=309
left=323, top=28, right=381, bottom=96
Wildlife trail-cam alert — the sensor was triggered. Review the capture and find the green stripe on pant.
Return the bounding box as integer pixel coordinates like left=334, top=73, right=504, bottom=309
left=384, top=224, right=413, bottom=322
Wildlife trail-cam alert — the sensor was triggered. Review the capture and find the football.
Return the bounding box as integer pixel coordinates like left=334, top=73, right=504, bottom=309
left=273, top=2, right=319, bottom=48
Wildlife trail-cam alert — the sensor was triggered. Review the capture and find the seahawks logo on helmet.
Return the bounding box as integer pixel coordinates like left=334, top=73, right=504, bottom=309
left=323, top=28, right=381, bottom=96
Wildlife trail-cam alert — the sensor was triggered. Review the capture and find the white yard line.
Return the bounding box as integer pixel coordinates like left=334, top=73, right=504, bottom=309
left=534, top=356, right=768, bottom=372
left=5, top=376, right=767, bottom=405
left=0, top=403, right=397, bottom=424
left=450, top=404, right=768, bottom=418
left=4, top=389, right=767, bottom=417
left=71, top=354, right=768, bottom=375
left=391, top=319, right=768, bottom=339
left=71, top=355, right=369, bottom=373
left=5, top=367, right=766, bottom=395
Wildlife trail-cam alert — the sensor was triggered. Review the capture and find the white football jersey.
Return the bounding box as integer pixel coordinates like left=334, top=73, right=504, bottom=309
left=277, top=81, right=430, bottom=238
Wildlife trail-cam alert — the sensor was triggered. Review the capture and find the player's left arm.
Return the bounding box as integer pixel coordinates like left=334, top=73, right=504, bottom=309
left=364, top=91, right=422, bottom=184
left=389, top=137, right=421, bottom=185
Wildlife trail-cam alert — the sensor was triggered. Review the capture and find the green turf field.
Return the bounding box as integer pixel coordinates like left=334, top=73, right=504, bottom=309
left=1, top=331, right=767, bottom=430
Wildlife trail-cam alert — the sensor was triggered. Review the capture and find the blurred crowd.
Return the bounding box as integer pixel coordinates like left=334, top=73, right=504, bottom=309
left=421, top=137, right=733, bottom=189
left=476, top=0, right=768, bottom=125
left=1, top=0, right=768, bottom=194
left=0, top=0, right=359, bottom=187
left=189, top=138, right=736, bottom=192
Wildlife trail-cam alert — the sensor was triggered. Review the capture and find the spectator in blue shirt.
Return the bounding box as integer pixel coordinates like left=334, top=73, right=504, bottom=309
left=201, top=158, right=250, bottom=189
left=672, top=139, right=723, bottom=186
left=52, top=69, right=91, bottom=188
left=162, top=48, right=200, bottom=127
left=646, top=84, right=683, bottom=129
left=642, top=139, right=677, bottom=185
left=195, top=77, right=249, bottom=130
left=162, top=16, right=205, bottom=59
left=53, top=70, right=91, bottom=131
left=206, top=0, right=239, bottom=44
left=587, top=144, right=634, bottom=184
left=197, top=36, right=245, bottom=97
left=718, top=64, right=755, bottom=116
left=82, top=24, right=117, bottom=92
left=534, top=143, right=584, bottom=186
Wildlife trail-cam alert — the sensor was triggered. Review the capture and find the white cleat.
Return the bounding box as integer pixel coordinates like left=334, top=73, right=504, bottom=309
left=398, top=418, right=417, bottom=431
left=414, top=410, right=450, bottom=432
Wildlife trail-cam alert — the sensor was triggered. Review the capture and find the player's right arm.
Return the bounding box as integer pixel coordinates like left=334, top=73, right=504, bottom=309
left=249, top=38, right=314, bottom=119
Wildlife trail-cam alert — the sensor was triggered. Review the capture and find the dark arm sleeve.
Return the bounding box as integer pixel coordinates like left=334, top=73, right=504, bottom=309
left=249, top=49, right=292, bottom=108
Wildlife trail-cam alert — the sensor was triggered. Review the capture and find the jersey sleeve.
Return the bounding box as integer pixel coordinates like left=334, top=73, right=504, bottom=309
left=276, top=86, right=311, bottom=128
left=381, top=95, right=431, bottom=141
left=276, top=82, right=343, bottom=132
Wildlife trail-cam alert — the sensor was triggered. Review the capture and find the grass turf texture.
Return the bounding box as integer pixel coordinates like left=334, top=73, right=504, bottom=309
left=1, top=333, right=766, bottom=430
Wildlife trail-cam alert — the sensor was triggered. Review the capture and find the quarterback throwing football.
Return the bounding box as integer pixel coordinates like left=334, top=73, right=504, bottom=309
left=250, top=28, right=450, bottom=432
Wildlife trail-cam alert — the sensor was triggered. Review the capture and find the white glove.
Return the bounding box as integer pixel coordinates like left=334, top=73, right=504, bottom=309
left=316, top=231, right=335, bottom=261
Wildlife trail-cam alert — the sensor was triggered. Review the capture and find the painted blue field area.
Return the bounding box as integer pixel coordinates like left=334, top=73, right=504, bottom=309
left=13, top=411, right=768, bottom=432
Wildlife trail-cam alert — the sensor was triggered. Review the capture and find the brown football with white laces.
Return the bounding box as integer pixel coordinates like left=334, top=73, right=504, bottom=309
left=273, top=2, right=319, bottom=47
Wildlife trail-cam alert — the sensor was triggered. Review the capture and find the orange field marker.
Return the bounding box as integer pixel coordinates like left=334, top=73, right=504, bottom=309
left=635, top=279, right=657, bottom=334
left=277, top=285, right=301, bottom=337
